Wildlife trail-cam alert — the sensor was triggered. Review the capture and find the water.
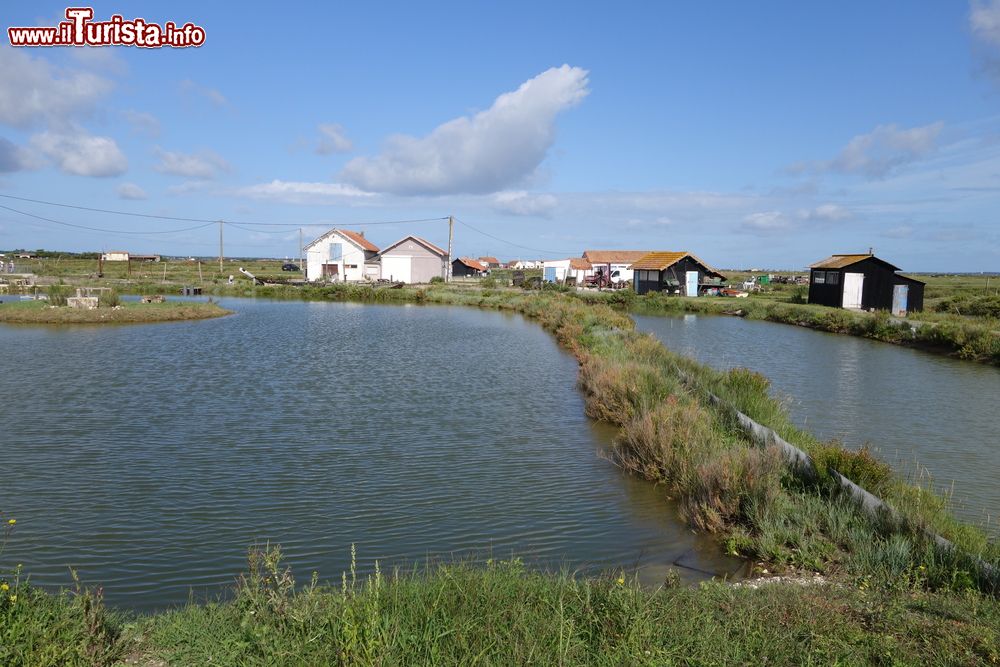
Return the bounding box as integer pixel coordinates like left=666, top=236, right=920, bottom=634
left=634, top=312, right=1000, bottom=533
left=0, top=298, right=730, bottom=611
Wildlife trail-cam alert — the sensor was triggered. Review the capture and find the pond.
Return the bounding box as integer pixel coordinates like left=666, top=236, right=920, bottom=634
left=0, top=298, right=731, bottom=611
left=634, top=312, right=1000, bottom=535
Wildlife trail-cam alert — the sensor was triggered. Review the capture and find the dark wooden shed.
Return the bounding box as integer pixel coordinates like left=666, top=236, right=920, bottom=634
left=630, top=252, right=726, bottom=296
left=808, top=253, right=924, bottom=314
left=452, top=257, right=487, bottom=278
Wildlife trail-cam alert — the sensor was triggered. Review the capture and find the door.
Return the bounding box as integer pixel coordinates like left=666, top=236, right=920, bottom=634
left=842, top=272, right=864, bottom=309
left=685, top=271, right=699, bottom=297
left=380, top=256, right=411, bottom=283
left=891, top=284, right=909, bottom=316
left=544, top=267, right=557, bottom=282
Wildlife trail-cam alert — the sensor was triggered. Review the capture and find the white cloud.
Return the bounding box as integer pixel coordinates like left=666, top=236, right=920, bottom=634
left=154, top=148, right=231, bottom=179
left=790, top=122, right=944, bottom=179
left=880, top=224, right=914, bottom=239
left=122, top=110, right=161, bottom=138
left=971, top=0, right=1000, bottom=46
left=236, top=179, right=373, bottom=204
left=340, top=64, right=589, bottom=195
left=799, top=203, right=851, bottom=222
left=0, top=137, right=38, bottom=172
left=316, top=123, right=353, bottom=154
left=117, top=182, right=147, bottom=200
left=30, top=130, right=127, bottom=177
left=0, top=47, right=113, bottom=129
left=491, top=190, right=558, bottom=217
left=179, top=79, right=228, bottom=107
left=742, top=211, right=794, bottom=233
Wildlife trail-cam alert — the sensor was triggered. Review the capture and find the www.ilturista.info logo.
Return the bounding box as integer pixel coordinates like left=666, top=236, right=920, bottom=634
left=8, top=7, right=205, bottom=48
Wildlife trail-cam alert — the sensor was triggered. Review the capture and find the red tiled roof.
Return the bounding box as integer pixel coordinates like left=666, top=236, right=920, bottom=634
left=456, top=257, right=487, bottom=271
left=630, top=251, right=724, bottom=279
left=569, top=258, right=593, bottom=270
left=478, top=256, right=500, bottom=264
left=339, top=229, right=379, bottom=253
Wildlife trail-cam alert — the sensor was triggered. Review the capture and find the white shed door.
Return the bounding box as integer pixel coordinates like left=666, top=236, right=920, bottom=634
left=381, top=256, right=411, bottom=283
left=842, top=272, right=864, bottom=309
left=686, top=271, right=699, bottom=297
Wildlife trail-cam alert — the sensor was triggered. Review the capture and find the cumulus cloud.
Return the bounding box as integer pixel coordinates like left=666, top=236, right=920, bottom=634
left=0, top=137, right=38, bottom=172
left=492, top=190, right=558, bottom=217
left=30, top=130, right=127, bottom=177
left=117, top=182, right=147, bottom=200
left=789, top=122, right=943, bottom=179
left=340, top=65, right=589, bottom=195
left=799, top=203, right=851, bottom=222
left=154, top=148, right=231, bottom=179
left=236, top=179, right=373, bottom=204
left=316, top=123, right=353, bottom=154
left=971, top=0, right=1000, bottom=46
left=0, top=46, right=113, bottom=129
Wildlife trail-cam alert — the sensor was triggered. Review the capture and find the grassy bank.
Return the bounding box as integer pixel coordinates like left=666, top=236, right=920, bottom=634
left=0, top=300, right=231, bottom=325
left=2, top=284, right=997, bottom=663
left=5, top=553, right=999, bottom=666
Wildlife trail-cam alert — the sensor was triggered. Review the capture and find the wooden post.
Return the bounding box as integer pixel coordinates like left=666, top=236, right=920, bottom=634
left=198, top=261, right=203, bottom=283
left=446, top=215, right=454, bottom=282
left=299, top=227, right=304, bottom=274
left=162, top=261, right=167, bottom=284
left=218, top=219, right=224, bottom=274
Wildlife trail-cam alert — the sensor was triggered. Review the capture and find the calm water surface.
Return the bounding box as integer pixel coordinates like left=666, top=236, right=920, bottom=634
left=634, top=313, right=1000, bottom=533
left=0, top=298, right=726, bottom=611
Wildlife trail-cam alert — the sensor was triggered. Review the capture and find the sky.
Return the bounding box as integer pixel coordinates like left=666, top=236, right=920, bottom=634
left=2, top=2, right=1000, bottom=271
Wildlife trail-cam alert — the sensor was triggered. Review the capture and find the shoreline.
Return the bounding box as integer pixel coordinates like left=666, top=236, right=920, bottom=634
left=0, top=299, right=232, bottom=325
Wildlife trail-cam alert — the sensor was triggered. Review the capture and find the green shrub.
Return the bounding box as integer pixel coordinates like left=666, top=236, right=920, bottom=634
left=46, top=283, right=69, bottom=306
left=98, top=289, right=120, bottom=308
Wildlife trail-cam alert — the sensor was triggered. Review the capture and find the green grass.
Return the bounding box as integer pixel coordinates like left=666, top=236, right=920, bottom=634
left=3, top=551, right=999, bottom=666
left=0, top=300, right=231, bottom=324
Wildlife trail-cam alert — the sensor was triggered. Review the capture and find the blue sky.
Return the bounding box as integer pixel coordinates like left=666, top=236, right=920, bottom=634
left=2, top=1, right=1000, bottom=270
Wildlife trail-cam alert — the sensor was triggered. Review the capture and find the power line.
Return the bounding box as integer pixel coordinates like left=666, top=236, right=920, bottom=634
left=0, top=193, right=447, bottom=228
left=0, top=204, right=217, bottom=235
left=454, top=217, right=575, bottom=256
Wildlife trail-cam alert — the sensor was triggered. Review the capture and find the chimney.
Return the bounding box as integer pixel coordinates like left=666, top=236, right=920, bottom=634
left=359, top=231, right=365, bottom=238
left=868, top=247, right=873, bottom=255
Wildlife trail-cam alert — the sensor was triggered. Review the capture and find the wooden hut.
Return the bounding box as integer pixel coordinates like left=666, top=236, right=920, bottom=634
left=452, top=257, right=487, bottom=278
left=808, top=253, right=924, bottom=314
left=630, top=252, right=726, bottom=296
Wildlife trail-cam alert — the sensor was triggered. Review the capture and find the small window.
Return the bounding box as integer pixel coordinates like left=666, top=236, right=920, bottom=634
left=826, top=271, right=839, bottom=285
left=813, top=271, right=826, bottom=284
left=346, top=264, right=357, bottom=269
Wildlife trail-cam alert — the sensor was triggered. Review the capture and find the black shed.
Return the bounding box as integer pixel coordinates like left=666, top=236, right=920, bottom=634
left=808, top=253, right=924, bottom=314
left=452, top=257, right=487, bottom=278
left=630, top=251, right=726, bottom=296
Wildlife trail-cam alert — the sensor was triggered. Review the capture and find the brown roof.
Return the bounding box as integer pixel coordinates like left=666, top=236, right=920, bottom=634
left=380, top=235, right=448, bottom=257
left=569, top=258, right=593, bottom=270
left=339, top=229, right=379, bottom=253
left=809, top=253, right=898, bottom=271
left=583, top=250, right=651, bottom=264
left=304, top=228, right=379, bottom=253
left=456, top=257, right=487, bottom=271
left=478, top=256, right=500, bottom=265
left=629, top=251, right=724, bottom=278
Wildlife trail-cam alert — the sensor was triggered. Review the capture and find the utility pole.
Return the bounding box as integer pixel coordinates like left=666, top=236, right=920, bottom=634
left=299, top=227, right=304, bottom=274
left=218, top=219, right=224, bottom=274
left=446, top=215, right=454, bottom=282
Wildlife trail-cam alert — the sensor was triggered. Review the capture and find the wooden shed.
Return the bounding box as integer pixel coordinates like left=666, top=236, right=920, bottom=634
left=808, top=253, right=924, bottom=314
left=452, top=257, right=487, bottom=278
left=630, top=252, right=726, bottom=296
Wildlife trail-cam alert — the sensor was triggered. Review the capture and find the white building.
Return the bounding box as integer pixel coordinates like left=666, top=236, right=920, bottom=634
left=541, top=258, right=594, bottom=284
left=304, top=229, right=380, bottom=282
left=582, top=250, right=650, bottom=284
left=102, top=251, right=130, bottom=262
left=378, top=235, right=448, bottom=284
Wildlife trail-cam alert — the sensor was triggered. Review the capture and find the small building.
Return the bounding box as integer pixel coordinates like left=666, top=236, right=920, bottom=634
left=102, top=251, right=130, bottom=262
left=541, top=258, right=594, bottom=284
left=452, top=257, right=487, bottom=278
left=629, top=252, right=726, bottom=296
left=808, top=252, right=924, bottom=314
left=582, top=250, right=650, bottom=285
left=510, top=259, right=540, bottom=269
left=304, top=228, right=380, bottom=282
left=379, top=235, right=448, bottom=284
left=131, top=254, right=161, bottom=263
left=477, top=256, right=502, bottom=269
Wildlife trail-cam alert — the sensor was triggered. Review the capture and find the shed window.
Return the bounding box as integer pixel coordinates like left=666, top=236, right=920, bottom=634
left=813, top=271, right=826, bottom=284
left=826, top=271, right=839, bottom=285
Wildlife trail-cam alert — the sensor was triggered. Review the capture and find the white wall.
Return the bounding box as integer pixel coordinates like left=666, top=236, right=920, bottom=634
left=306, top=233, right=370, bottom=282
